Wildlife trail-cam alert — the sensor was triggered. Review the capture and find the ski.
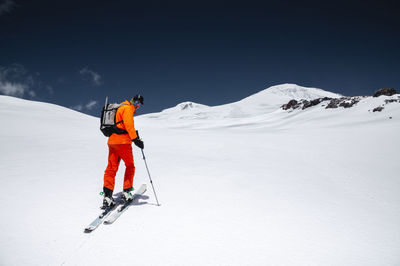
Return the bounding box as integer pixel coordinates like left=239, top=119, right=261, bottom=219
left=104, top=184, right=147, bottom=225
left=84, top=200, right=121, bottom=233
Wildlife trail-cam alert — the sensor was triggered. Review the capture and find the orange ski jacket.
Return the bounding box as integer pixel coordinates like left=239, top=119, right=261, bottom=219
left=107, top=100, right=138, bottom=145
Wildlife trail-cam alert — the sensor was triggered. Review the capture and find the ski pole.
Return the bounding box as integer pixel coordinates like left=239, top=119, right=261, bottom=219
left=141, top=149, right=160, bottom=206
left=136, top=131, right=160, bottom=206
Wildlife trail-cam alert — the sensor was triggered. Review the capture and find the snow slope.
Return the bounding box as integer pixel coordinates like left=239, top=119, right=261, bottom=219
left=0, top=84, right=400, bottom=266
left=144, top=83, right=343, bottom=128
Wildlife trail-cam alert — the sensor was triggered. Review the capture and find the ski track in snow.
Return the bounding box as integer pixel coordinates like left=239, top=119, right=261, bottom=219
left=1, top=84, right=400, bottom=265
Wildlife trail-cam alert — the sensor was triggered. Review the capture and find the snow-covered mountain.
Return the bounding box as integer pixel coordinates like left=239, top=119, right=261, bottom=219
left=158, top=101, right=209, bottom=114
left=239, top=83, right=342, bottom=102
left=0, top=85, right=400, bottom=266
left=143, top=83, right=398, bottom=129
left=144, top=84, right=339, bottom=124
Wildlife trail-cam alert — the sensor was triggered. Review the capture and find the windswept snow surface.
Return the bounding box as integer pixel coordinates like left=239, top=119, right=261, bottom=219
left=1, top=84, right=400, bottom=266
left=144, top=84, right=342, bottom=128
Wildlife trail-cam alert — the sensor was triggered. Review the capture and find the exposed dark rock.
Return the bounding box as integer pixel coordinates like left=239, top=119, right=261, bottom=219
left=339, top=102, right=352, bottom=108
left=180, top=103, right=193, bottom=110
left=373, top=88, right=398, bottom=97
left=385, top=99, right=400, bottom=104
left=301, top=100, right=310, bottom=109
left=338, top=98, right=360, bottom=108
left=281, top=96, right=364, bottom=111
left=326, top=98, right=341, bottom=109
left=322, top=97, right=332, bottom=102
left=302, top=98, right=326, bottom=109
left=373, top=106, right=384, bottom=112
left=282, top=99, right=299, bottom=110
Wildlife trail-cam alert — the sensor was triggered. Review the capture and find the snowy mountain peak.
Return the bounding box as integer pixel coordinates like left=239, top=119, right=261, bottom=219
left=142, top=84, right=345, bottom=125
left=140, top=84, right=400, bottom=130
left=176, top=101, right=207, bottom=111
left=243, top=83, right=342, bottom=102
left=160, top=101, right=208, bottom=113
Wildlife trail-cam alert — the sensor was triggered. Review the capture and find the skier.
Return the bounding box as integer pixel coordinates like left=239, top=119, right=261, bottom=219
left=102, top=94, right=144, bottom=209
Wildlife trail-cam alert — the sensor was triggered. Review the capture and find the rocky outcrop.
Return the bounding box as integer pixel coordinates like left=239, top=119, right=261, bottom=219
left=302, top=97, right=331, bottom=109
left=282, top=100, right=300, bottom=110
left=385, top=98, right=400, bottom=104
left=325, top=98, right=341, bottom=109
left=373, top=106, right=384, bottom=112
left=337, top=97, right=361, bottom=108
left=373, top=88, right=398, bottom=97
left=281, top=89, right=400, bottom=114
left=282, top=96, right=363, bottom=110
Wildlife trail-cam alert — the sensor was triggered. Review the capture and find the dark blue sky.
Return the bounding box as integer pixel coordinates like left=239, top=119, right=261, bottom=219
left=1, top=0, right=399, bottom=115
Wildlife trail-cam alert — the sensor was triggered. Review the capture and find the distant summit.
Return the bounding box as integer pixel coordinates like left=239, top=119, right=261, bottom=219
left=161, top=101, right=208, bottom=113
left=240, top=83, right=342, bottom=103
left=269, top=83, right=342, bottom=99
left=158, top=84, right=340, bottom=115
left=145, top=84, right=342, bottom=124
left=140, top=83, right=400, bottom=129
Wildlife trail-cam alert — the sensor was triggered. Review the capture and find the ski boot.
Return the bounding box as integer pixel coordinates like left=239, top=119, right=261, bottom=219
left=122, top=187, right=134, bottom=202
left=101, top=188, right=115, bottom=209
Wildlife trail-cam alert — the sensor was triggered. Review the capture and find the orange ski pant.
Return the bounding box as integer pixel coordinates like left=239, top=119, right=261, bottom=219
left=103, top=144, right=135, bottom=191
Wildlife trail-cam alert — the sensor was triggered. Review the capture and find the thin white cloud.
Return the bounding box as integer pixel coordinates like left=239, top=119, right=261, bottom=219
left=1, top=63, right=26, bottom=79
left=85, top=100, right=98, bottom=110
left=0, top=0, right=15, bottom=16
left=79, top=67, right=103, bottom=86
left=72, top=100, right=98, bottom=112
left=0, top=80, right=26, bottom=97
left=0, top=64, right=36, bottom=97
left=72, top=104, right=83, bottom=111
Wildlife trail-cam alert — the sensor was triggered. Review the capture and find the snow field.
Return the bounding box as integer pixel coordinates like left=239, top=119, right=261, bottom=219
left=0, top=84, right=399, bottom=265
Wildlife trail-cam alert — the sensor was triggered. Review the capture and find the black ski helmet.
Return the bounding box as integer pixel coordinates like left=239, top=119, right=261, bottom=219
left=131, top=94, right=144, bottom=105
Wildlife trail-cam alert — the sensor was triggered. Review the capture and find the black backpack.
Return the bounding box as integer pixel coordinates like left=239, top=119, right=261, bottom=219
left=100, top=97, right=128, bottom=137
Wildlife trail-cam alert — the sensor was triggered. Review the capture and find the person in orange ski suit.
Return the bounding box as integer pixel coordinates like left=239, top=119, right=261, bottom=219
left=102, top=95, right=144, bottom=208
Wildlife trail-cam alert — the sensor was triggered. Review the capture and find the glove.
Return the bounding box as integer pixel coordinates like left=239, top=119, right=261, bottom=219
left=132, top=137, right=144, bottom=149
